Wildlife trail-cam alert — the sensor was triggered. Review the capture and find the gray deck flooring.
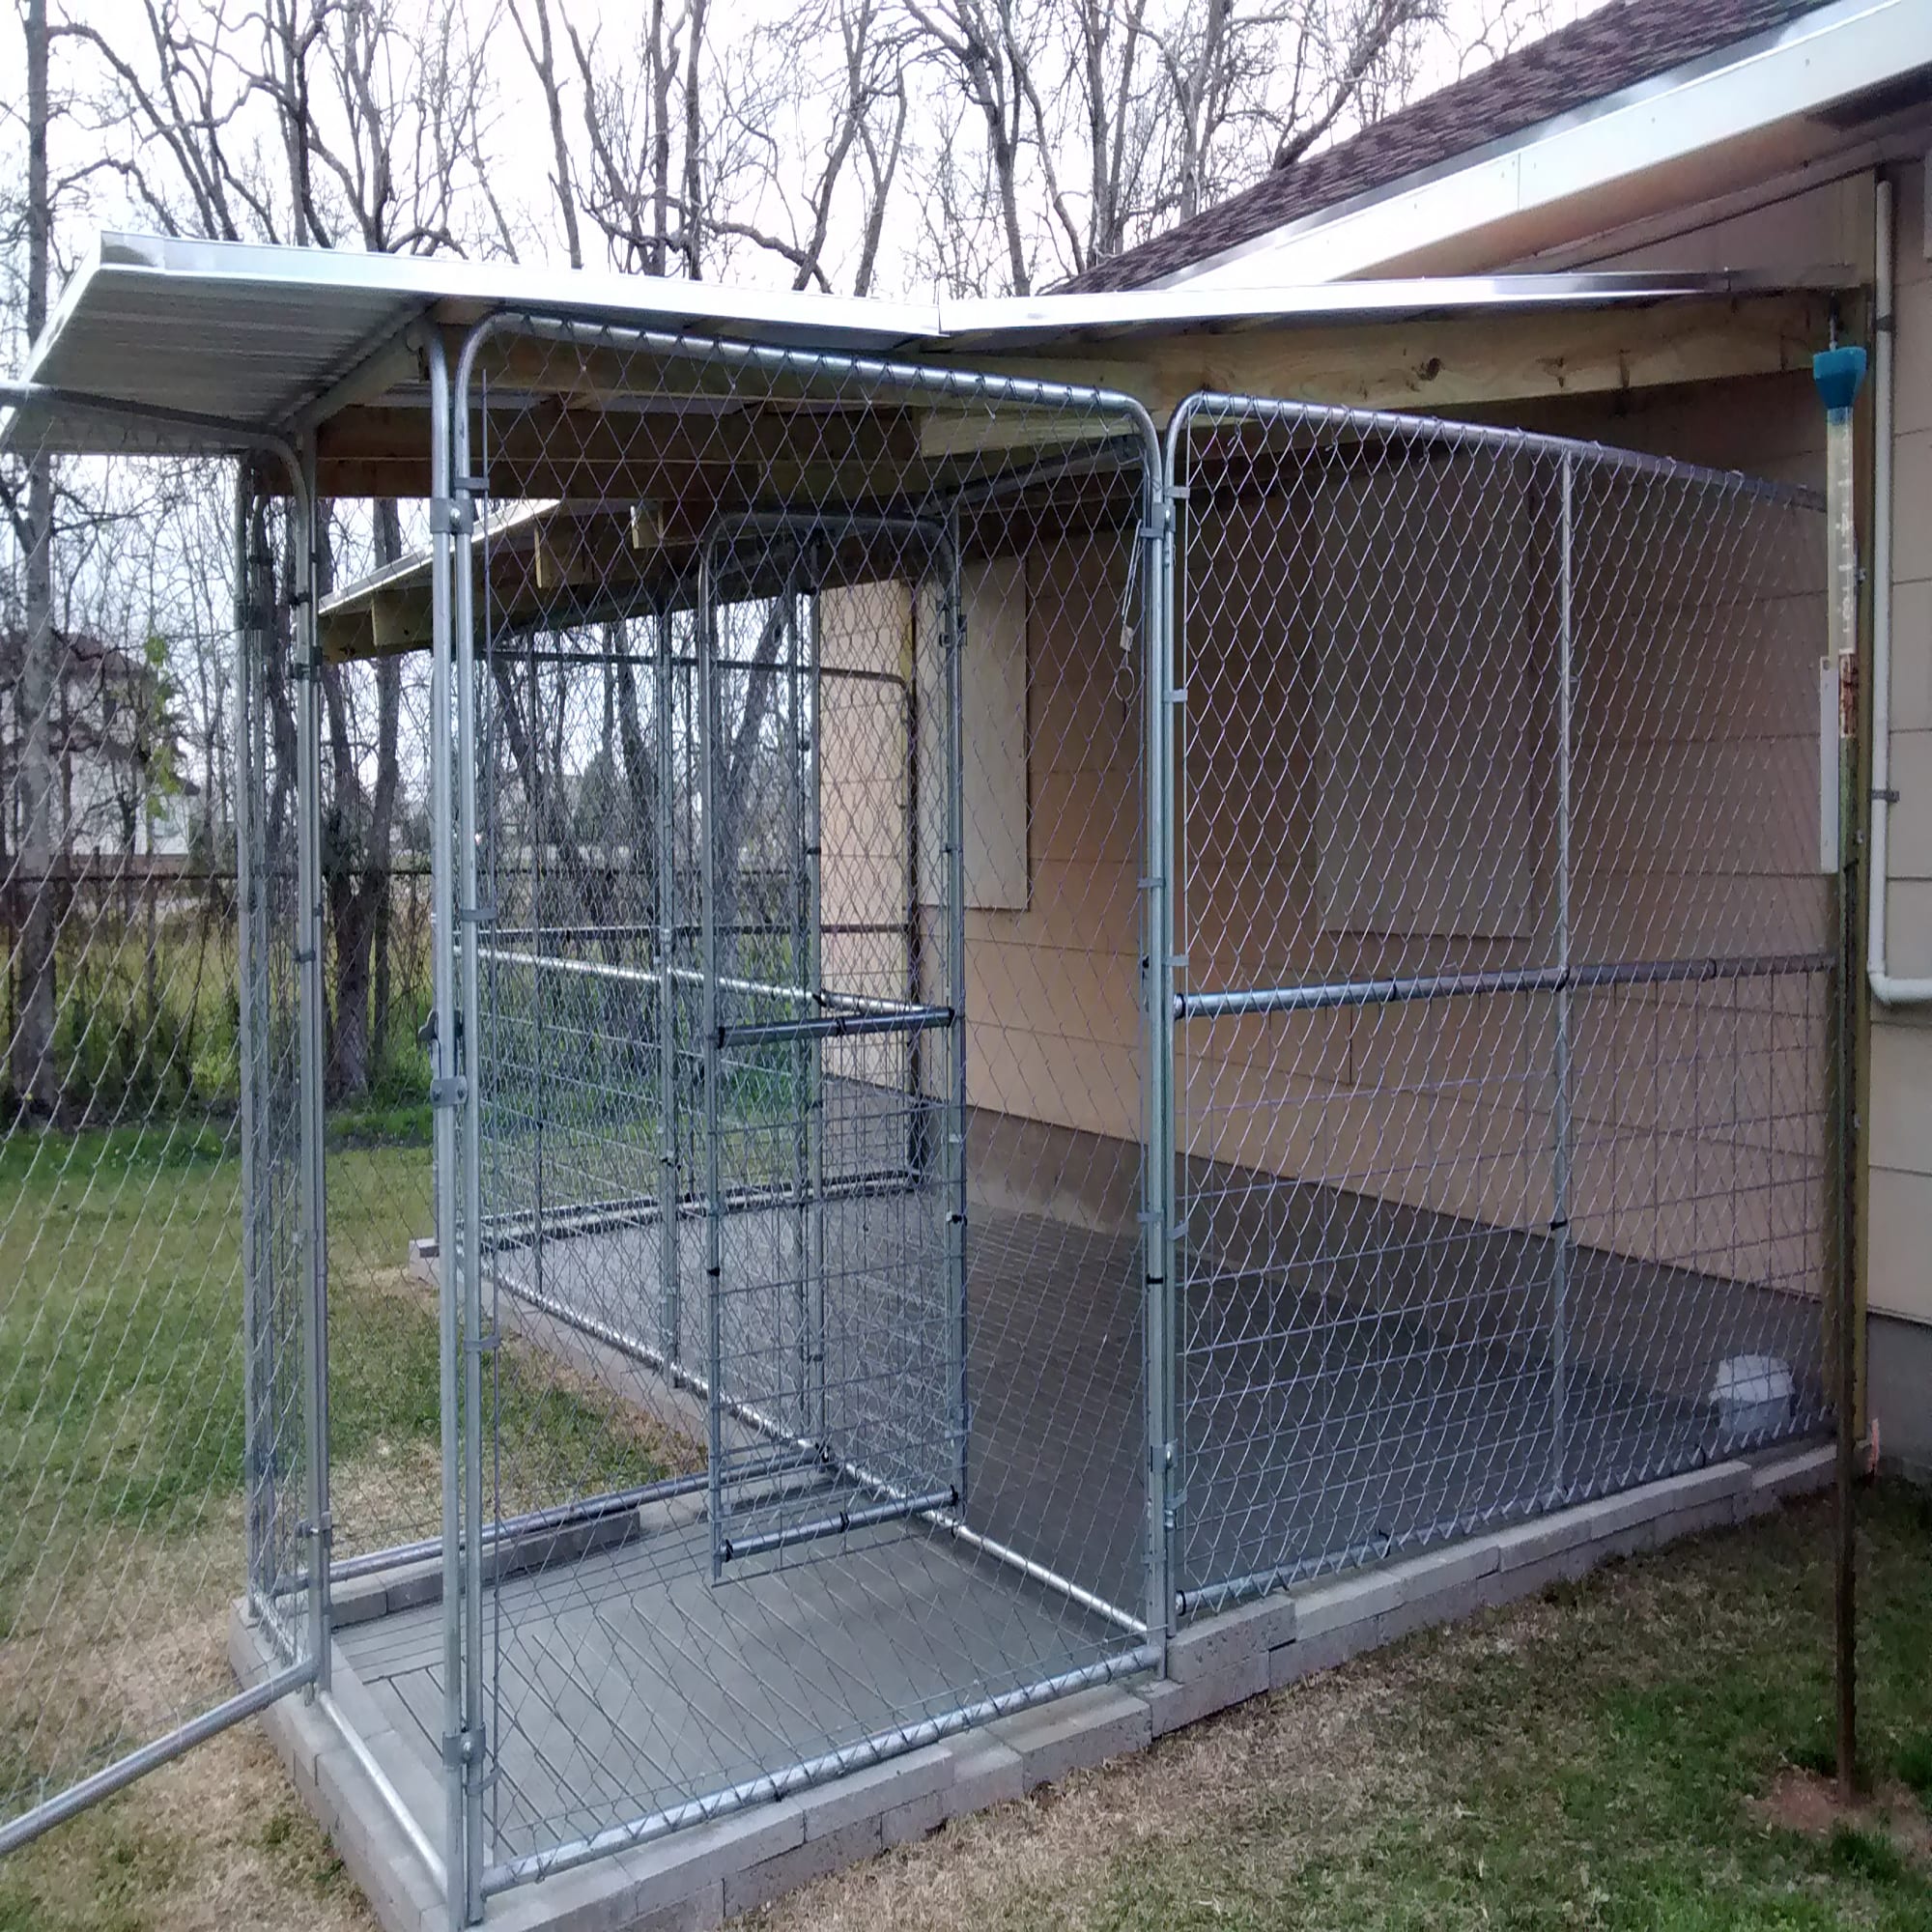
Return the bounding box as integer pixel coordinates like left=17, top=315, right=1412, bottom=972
left=344, top=1167, right=1822, bottom=1870
left=339, top=1505, right=1123, bottom=1863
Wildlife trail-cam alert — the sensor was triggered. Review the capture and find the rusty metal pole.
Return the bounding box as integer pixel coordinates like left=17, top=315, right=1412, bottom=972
left=1815, top=340, right=1866, bottom=1804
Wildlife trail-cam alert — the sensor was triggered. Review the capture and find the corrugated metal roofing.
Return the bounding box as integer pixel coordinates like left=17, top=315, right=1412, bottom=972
left=2, top=228, right=1850, bottom=461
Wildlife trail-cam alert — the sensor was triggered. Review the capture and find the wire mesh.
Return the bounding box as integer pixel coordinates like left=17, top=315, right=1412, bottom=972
left=432, top=319, right=1162, bottom=1888
left=1167, top=399, right=1833, bottom=1611
left=0, top=421, right=317, bottom=1836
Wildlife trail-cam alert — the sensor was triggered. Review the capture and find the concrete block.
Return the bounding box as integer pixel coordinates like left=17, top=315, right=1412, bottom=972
left=1749, top=1441, right=1834, bottom=1503
left=1479, top=1537, right=1597, bottom=1608
left=626, top=1799, right=807, bottom=1915
left=1268, top=1621, right=1371, bottom=1689
left=1491, top=1505, right=1596, bottom=1574
left=480, top=1853, right=651, bottom=1932
left=722, top=1807, right=882, bottom=1918
left=1291, top=1566, right=1405, bottom=1639
left=1586, top=1462, right=1748, bottom=1543
left=1144, top=1648, right=1269, bottom=1737
left=987, top=1686, right=1151, bottom=1793
left=1386, top=1537, right=1501, bottom=1604
left=878, top=1784, right=948, bottom=1851
left=1651, top=1496, right=1745, bottom=1548
left=621, top=1881, right=723, bottom=1932
left=327, top=1568, right=396, bottom=1629
left=1372, top=1576, right=1490, bottom=1647
left=306, top=1737, right=442, bottom=1932
left=796, top=1744, right=952, bottom=1840
left=940, top=1734, right=1023, bottom=1817
left=1168, top=1589, right=1296, bottom=1682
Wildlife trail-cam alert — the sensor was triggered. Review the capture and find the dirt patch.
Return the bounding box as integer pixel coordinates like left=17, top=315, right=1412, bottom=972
left=1750, top=1767, right=1932, bottom=1866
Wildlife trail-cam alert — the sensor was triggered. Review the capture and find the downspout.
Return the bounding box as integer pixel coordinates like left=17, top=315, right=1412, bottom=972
left=1867, top=176, right=1930, bottom=1002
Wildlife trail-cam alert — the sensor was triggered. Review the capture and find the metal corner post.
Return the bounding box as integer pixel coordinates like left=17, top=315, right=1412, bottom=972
left=423, top=331, right=468, bottom=1929
left=451, top=327, right=490, bottom=1926
left=293, top=440, right=332, bottom=1692
left=805, top=572, right=829, bottom=1446
left=234, top=469, right=266, bottom=1611
left=945, top=520, right=970, bottom=1514
left=1549, top=450, right=1575, bottom=1502
left=697, top=539, right=726, bottom=1584
left=655, top=602, right=682, bottom=1377
left=1147, top=409, right=1184, bottom=1651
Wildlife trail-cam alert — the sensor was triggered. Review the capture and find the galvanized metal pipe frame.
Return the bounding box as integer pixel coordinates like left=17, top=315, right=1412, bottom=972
left=1550, top=452, right=1574, bottom=1503
left=424, top=334, right=469, bottom=1930
left=293, top=438, right=332, bottom=1698
left=433, top=315, right=1165, bottom=1917
left=1172, top=950, right=1834, bottom=1019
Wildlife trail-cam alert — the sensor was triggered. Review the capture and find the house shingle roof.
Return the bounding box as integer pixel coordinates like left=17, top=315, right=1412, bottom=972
left=1059, top=0, right=1835, bottom=293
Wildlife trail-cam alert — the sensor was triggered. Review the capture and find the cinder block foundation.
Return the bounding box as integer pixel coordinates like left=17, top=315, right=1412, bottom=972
left=239, top=1439, right=1833, bottom=1932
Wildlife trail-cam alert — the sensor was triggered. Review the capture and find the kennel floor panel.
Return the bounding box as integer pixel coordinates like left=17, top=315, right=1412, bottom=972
left=337, top=1509, right=1128, bottom=1866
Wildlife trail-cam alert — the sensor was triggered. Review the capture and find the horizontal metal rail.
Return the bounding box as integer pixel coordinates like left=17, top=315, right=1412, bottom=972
left=0, top=1661, right=318, bottom=1859
left=477, top=1167, right=922, bottom=1250
left=318, top=1689, right=446, bottom=1889
left=1176, top=949, right=1834, bottom=1021
left=482, top=1644, right=1159, bottom=1896
left=1174, top=388, right=1827, bottom=512
left=479, top=944, right=925, bottom=1020
left=718, top=1004, right=952, bottom=1048
left=316, top=1460, right=810, bottom=1587
left=717, top=1487, right=958, bottom=1564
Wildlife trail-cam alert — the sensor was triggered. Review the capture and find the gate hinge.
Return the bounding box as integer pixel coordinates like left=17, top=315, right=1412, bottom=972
left=429, top=495, right=469, bottom=537
left=1874, top=786, right=1901, bottom=805
left=431, top=1074, right=468, bottom=1108
left=442, top=1722, right=487, bottom=1771
left=465, top=1329, right=502, bottom=1357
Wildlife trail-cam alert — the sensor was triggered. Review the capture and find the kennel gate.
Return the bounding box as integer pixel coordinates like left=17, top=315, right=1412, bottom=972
left=435, top=318, right=1167, bottom=1908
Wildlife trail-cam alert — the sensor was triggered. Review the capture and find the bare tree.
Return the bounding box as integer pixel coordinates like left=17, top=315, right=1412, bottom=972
left=711, top=0, right=912, bottom=295
left=10, top=0, right=58, bottom=1117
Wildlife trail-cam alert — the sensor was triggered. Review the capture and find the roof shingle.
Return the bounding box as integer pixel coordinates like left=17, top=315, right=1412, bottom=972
left=1058, top=0, right=1834, bottom=293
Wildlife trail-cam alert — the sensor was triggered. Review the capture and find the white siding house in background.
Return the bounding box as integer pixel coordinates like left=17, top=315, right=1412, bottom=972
left=0, top=625, right=195, bottom=866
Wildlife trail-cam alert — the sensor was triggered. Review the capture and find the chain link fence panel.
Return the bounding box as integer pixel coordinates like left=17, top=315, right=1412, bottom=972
left=1167, top=398, right=1833, bottom=1614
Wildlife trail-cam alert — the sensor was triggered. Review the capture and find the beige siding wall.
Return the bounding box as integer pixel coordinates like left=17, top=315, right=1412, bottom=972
left=1869, top=164, right=1932, bottom=1326
left=1570, top=161, right=1932, bottom=1325
left=820, top=372, right=1833, bottom=1300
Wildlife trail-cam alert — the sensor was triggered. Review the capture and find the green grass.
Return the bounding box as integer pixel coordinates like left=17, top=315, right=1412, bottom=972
left=0, top=1119, right=675, bottom=1627
left=758, top=1486, right=1932, bottom=1932
left=1121, top=1491, right=1932, bottom=1931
